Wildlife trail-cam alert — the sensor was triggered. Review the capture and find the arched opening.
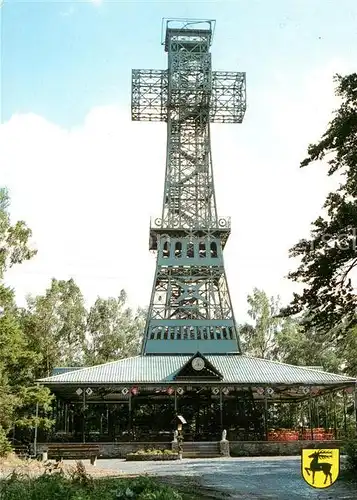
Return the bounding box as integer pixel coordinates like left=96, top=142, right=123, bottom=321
left=175, top=241, right=182, bottom=258
left=163, top=241, right=170, bottom=258
left=211, top=241, right=218, bottom=258
left=187, top=243, right=194, bottom=258
left=199, top=242, right=206, bottom=258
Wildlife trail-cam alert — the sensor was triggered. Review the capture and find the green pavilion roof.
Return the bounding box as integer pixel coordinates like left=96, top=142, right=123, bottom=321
left=39, top=354, right=355, bottom=387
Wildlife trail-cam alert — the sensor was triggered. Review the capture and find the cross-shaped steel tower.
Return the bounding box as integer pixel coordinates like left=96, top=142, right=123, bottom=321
left=131, top=19, right=246, bottom=355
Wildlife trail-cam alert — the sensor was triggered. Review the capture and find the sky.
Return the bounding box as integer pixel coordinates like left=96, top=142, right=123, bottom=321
left=0, top=0, right=356, bottom=322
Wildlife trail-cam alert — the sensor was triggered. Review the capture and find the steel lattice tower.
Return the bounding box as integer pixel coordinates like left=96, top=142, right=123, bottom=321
left=132, top=19, right=246, bottom=355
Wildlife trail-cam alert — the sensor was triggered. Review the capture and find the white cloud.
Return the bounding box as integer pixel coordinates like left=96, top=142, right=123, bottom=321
left=0, top=59, right=354, bottom=320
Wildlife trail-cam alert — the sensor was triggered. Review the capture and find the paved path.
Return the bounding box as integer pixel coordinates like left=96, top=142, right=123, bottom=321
left=97, top=456, right=357, bottom=499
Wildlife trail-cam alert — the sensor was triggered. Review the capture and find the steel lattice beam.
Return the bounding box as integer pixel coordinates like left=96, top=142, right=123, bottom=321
left=131, top=70, right=246, bottom=123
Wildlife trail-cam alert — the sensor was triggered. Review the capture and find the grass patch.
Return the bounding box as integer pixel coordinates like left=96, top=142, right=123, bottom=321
left=0, top=465, right=184, bottom=500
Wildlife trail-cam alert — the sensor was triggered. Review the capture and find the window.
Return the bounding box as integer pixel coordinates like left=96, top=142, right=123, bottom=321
left=199, top=242, right=206, bottom=257
left=211, top=241, right=218, bottom=258
left=175, top=241, right=182, bottom=257
left=187, top=243, right=194, bottom=258
left=163, top=241, right=170, bottom=258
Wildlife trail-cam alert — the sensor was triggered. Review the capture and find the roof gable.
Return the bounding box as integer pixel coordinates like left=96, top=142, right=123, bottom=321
left=173, top=352, right=223, bottom=381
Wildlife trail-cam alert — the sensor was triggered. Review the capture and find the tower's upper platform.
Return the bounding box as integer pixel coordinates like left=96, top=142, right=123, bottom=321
left=162, top=19, right=215, bottom=51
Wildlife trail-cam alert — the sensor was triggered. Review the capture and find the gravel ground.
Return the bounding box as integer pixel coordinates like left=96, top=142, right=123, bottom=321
left=93, top=456, right=357, bottom=500
left=1, top=456, right=355, bottom=499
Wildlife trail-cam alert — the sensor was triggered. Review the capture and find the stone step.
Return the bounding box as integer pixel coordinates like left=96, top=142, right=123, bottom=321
left=183, top=444, right=220, bottom=448
left=183, top=451, right=220, bottom=458
left=181, top=441, right=221, bottom=458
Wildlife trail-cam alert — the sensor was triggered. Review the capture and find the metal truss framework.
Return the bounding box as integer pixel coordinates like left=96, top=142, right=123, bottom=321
left=131, top=19, right=246, bottom=354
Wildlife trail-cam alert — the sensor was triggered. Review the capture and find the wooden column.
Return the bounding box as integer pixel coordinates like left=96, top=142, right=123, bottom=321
left=308, top=396, right=313, bottom=440
left=219, top=389, right=223, bottom=431
left=129, top=392, right=132, bottom=439
left=263, top=394, right=268, bottom=441
left=343, top=390, right=347, bottom=437
left=82, top=391, right=86, bottom=443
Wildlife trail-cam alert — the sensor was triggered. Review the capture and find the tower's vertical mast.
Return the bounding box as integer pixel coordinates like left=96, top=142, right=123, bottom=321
left=162, top=23, right=217, bottom=229
left=131, top=19, right=246, bottom=355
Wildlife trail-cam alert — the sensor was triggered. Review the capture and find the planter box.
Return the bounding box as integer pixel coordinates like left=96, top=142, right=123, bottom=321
left=126, top=453, right=180, bottom=461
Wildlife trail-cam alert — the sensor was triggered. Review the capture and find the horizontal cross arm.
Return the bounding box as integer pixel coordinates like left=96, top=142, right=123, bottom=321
left=131, top=69, right=168, bottom=122
left=131, top=69, right=246, bottom=124
left=210, top=71, right=246, bottom=123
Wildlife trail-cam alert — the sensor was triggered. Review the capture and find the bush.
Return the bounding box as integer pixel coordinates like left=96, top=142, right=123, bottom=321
left=344, top=439, right=357, bottom=473
left=0, top=474, right=184, bottom=499
left=132, top=448, right=177, bottom=456
left=0, top=426, right=12, bottom=457
left=126, top=450, right=179, bottom=461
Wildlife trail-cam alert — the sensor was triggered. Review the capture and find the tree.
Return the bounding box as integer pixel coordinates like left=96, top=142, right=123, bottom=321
left=240, top=288, right=282, bottom=359
left=240, top=288, right=342, bottom=372
left=23, top=278, right=87, bottom=376
left=0, top=188, right=53, bottom=452
left=275, top=317, right=341, bottom=373
left=85, top=290, right=145, bottom=365
left=284, top=73, right=357, bottom=336
left=0, top=188, right=37, bottom=278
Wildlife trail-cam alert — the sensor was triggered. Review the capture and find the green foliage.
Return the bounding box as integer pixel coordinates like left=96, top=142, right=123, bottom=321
left=0, top=188, right=54, bottom=451
left=23, top=278, right=88, bottom=376
left=283, top=73, right=357, bottom=338
left=85, top=291, right=146, bottom=365
left=131, top=448, right=177, bottom=456
left=344, top=439, right=357, bottom=473
left=240, top=288, right=282, bottom=359
left=0, top=426, right=12, bottom=457
left=0, top=474, right=183, bottom=500
left=0, top=188, right=37, bottom=279
left=240, top=289, right=342, bottom=372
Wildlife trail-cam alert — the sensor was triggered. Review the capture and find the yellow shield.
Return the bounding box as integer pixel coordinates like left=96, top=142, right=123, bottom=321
left=301, top=448, right=340, bottom=488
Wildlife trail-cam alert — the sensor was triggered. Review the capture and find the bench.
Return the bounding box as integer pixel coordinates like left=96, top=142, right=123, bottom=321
left=13, top=444, right=30, bottom=459
left=47, top=444, right=100, bottom=466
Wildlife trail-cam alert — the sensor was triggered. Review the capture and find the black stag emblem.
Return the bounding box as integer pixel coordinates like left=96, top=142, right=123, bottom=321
left=304, top=450, right=333, bottom=485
